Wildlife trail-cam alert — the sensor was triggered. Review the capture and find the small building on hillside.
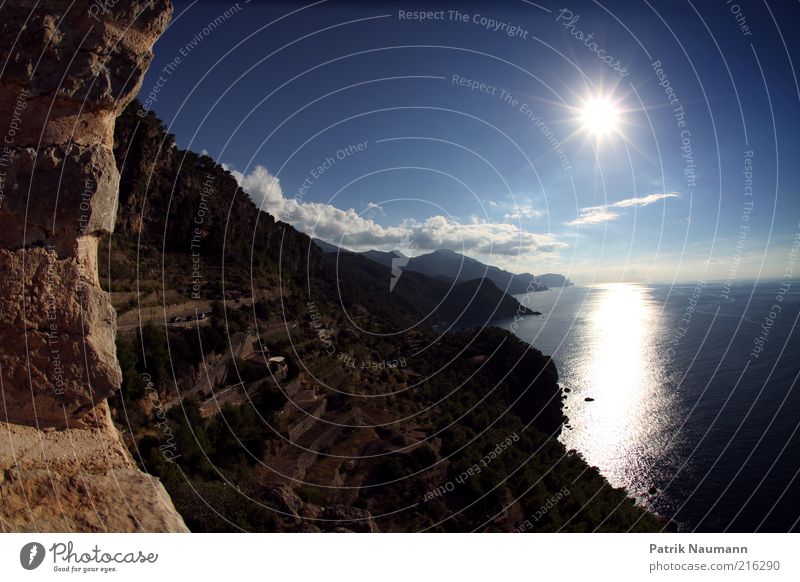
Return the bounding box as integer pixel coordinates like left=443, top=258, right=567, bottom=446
left=245, top=352, right=289, bottom=380
left=267, top=356, right=289, bottom=379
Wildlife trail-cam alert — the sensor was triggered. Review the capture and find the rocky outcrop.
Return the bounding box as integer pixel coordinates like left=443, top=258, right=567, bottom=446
left=259, top=485, right=379, bottom=533
left=0, top=1, right=186, bottom=531
left=0, top=402, right=186, bottom=532
left=0, top=0, right=171, bottom=428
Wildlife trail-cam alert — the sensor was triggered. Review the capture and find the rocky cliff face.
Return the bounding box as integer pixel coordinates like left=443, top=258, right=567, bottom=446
left=0, top=0, right=170, bottom=428
left=0, top=0, right=187, bottom=531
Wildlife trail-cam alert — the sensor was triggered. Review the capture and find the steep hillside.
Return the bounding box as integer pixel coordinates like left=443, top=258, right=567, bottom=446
left=318, top=252, right=532, bottom=328
left=108, top=102, right=533, bottom=327
left=112, top=105, right=321, bottom=295
left=405, top=249, right=547, bottom=294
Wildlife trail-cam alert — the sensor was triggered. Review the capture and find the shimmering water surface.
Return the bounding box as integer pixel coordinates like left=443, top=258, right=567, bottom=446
left=498, top=282, right=800, bottom=531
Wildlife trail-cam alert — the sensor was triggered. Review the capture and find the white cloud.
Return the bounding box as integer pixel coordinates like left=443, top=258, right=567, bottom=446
left=611, top=192, right=679, bottom=208
left=229, top=164, right=564, bottom=258
left=229, top=165, right=285, bottom=210
left=504, top=204, right=543, bottom=220
left=402, top=215, right=564, bottom=256
left=567, top=207, right=620, bottom=226
left=567, top=192, right=679, bottom=226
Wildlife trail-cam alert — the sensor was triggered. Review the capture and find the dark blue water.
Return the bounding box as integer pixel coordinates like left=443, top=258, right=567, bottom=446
left=498, top=281, right=800, bottom=532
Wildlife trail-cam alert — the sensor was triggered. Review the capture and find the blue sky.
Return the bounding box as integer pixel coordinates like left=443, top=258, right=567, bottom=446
left=139, top=0, right=800, bottom=283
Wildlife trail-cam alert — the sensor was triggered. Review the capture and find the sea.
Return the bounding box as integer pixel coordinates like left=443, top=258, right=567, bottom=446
left=497, top=281, right=800, bottom=532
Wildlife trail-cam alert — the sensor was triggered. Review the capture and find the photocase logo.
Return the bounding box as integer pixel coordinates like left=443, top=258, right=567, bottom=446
left=389, top=234, right=417, bottom=292
left=20, top=542, right=46, bottom=570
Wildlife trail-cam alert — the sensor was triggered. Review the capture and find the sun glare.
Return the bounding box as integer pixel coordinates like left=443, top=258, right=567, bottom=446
left=579, top=96, right=620, bottom=138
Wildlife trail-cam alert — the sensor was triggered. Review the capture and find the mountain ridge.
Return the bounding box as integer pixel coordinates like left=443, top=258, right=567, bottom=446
left=313, top=238, right=574, bottom=293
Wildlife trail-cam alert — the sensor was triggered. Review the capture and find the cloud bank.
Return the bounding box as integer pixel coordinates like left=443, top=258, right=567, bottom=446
left=229, top=164, right=564, bottom=258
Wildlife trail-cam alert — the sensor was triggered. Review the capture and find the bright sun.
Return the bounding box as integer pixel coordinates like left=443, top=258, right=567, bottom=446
left=579, top=97, right=620, bottom=137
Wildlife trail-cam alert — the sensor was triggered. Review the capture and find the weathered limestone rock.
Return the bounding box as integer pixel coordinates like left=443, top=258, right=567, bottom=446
left=0, top=0, right=172, bottom=428
left=0, top=402, right=187, bottom=532
left=0, top=0, right=187, bottom=532
left=0, top=245, right=119, bottom=427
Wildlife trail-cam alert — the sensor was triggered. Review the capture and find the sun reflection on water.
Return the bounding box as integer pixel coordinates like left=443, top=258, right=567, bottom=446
left=559, top=283, right=676, bottom=496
